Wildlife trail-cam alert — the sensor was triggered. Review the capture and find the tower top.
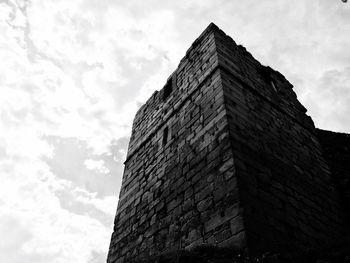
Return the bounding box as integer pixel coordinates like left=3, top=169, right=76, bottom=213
left=127, top=23, right=314, bottom=162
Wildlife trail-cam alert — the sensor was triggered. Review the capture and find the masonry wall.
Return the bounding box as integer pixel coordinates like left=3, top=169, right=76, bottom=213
left=107, top=24, right=348, bottom=262
left=214, top=28, right=347, bottom=253
left=107, top=24, right=246, bottom=263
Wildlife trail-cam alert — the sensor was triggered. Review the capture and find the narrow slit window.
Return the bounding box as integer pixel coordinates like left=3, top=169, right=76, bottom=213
left=163, top=79, right=172, bottom=101
left=162, top=127, right=169, bottom=146
left=270, top=80, right=278, bottom=92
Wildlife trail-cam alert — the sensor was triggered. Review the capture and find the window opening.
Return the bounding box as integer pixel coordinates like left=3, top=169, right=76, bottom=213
left=162, top=127, right=169, bottom=146
left=163, top=78, right=172, bottom=101
left=258, top=65, right=278, bottom=92
left=270, top=80, right=278, bottom=92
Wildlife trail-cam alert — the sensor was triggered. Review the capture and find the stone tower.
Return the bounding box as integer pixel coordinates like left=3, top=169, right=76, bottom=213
left=107, top=23, right=346, bottom=262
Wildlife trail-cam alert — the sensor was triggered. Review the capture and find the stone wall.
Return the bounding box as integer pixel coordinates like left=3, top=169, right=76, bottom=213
left=214, top=27, right=346, bottom=253
left=107, top=23, right=348, bottom=262
left=107, top=24, right=246, bottom=263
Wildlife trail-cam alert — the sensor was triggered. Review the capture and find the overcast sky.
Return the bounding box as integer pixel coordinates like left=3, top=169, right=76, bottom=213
left=0, top=0, right=349, bottom=262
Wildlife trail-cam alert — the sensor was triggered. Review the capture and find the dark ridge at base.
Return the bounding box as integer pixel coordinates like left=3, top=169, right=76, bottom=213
left=133, top=243, right=350, bottom=263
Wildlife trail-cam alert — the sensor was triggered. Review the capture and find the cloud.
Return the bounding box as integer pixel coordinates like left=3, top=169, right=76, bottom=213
left=85, top=159, right=110, bottom=174
left=42, top=136, right=126, bottom=197
left=0, top=156, right=112, bottom=263
left=0, top=0, right=140, bottom=262
left=304, top=67, right=350, bottom=132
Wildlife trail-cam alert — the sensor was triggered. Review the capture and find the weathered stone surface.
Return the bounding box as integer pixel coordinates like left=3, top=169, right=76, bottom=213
left=107, top=23, right=349, bottom=262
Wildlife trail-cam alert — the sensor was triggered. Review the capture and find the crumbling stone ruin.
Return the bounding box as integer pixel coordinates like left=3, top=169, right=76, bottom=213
left=107, top=23, right=349, bottom=263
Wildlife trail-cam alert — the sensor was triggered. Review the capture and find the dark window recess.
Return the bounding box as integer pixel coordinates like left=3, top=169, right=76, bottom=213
left=162, top=127, right=169, bottom=146
left=270, top=79, right=278, bottom=92
left=258, top=65, right=278, bottom=92
left=163, top=78, right=173, bottom=101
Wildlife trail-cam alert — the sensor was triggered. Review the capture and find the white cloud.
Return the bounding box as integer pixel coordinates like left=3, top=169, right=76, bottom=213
left=304, top=67, right=350, bottom=131
left=84, top=159, right=110, bottom=174
left=0, top=156, right=111, bottom=263
left=72, top=188, right=117, bottom=216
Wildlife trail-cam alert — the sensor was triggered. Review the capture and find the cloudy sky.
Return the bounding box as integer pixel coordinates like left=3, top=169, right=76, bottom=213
left=0, top=0, right=349, bottom=262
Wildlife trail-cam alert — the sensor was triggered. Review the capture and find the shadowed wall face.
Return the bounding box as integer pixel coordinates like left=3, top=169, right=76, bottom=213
left=214, top=28, right=346, bottom=252
left=107, top=24, right=348, bottom=262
